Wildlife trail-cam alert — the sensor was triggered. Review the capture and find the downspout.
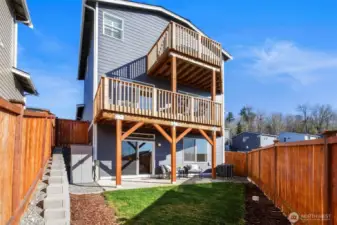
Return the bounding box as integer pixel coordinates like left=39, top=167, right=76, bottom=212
left=222, top=61, right=225, bottom=164
left=84, top=3, right=99, bottom=180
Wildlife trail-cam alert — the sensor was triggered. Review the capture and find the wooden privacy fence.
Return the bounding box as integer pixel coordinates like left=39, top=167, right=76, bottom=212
left=225, top=137, right=337, bottom=225
left=55, top=118, right=89, bottom=147
left=0, top=98, right=55, bottom=225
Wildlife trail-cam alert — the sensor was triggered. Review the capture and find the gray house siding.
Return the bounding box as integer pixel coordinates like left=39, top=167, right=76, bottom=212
left=97, top=3, right=213, bottom=98
left=97, top=123, right=223, bottom=178
left=278, top=132, right=319, bottom=143
left=0, top=0, right=24, bottom=101
left=82, top=39, right=94, bottom=121
left=94, top=3, right=225, bottom=178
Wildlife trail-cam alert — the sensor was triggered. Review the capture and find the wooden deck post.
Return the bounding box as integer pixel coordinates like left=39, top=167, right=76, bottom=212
left=116, top=119, right=122, bottom=187
left=171, top=55, right=177, bottom=118
left=211, top=69, right=216, bottom=124
left=152, top=87, right=157, bottom=116
left=212, top=130, right=216, bottom=179
left=171, top=125, right=177, bottom=183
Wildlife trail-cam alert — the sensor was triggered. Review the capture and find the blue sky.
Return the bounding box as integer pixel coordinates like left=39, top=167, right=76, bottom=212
left=19, top=0, right=337, bottom=119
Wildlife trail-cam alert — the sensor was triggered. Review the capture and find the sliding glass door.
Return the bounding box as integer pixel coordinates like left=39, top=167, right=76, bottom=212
left=121, top=140, right=154, bottom=175
left=122, top=141, right=138, bottom=175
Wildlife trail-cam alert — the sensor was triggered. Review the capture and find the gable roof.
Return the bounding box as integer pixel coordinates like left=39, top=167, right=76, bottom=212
left=10, top=0, right=33, bottom=27
left=97, top=0, right=232, bottom=59
left=78, top=0, right=232, bottom=80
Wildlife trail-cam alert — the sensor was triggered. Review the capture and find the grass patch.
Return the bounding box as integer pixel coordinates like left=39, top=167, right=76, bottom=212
left=104, top=182, right=245, bottom=225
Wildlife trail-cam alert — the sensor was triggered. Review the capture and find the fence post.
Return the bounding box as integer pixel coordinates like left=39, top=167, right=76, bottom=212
left=40, top=115, right=48, bottom=177
left=273, top=140, right=279, bottom=203
left=12, top=102, right=24, bottom=214
left=245, top=152, right=248, bottom=177
left=323, top=136, right=331, bottom=225
left=258, top=149, right=261, bottom=186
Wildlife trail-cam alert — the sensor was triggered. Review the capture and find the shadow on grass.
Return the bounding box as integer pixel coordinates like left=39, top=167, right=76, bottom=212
left=105, top=181, right=245, bottom=225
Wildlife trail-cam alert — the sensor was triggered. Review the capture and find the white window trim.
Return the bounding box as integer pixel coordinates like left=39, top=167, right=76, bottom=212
left=183, top=138, right=208, bottom=163
left=102, top=11, right=124, bottom=41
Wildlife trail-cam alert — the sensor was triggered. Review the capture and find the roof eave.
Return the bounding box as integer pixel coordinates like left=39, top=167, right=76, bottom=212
left=12, top=67, right=38, bottom=96
left=13, top=0, right=33, bottom=28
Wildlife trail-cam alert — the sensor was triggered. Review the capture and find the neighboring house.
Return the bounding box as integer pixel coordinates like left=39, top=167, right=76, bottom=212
left=0, top=0, right=37, bottom=103
left=232, top=132, right=276, bottom=152
left=278, top=132, right=320, bottom=143
left=77, top=0, right=231, bottom=186
left=224, top=128, right=231, bottom=150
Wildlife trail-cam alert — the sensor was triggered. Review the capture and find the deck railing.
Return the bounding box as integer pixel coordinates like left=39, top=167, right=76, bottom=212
left=94, top=77, right=222, bottom=126
left=147, top=22, right=222, bottom=71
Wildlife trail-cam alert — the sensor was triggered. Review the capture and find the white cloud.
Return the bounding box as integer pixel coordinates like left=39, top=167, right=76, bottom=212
left=26, top=66, right=82, bottom=119
left=241, top=39, right=337, bottom=86
left=19, top=29, right=81, bottom=119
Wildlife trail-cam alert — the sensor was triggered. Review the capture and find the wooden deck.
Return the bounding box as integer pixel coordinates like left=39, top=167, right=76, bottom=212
left=94, top=77, right=223, bottom=132
left=147, top=22, right=223, bottom=93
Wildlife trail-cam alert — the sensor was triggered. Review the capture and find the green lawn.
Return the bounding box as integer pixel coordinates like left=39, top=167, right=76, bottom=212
left=104, top=182, right=245, bottom=225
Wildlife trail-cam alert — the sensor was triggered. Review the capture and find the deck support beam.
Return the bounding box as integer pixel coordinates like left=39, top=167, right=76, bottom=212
left=121, top=122, right=144, bottom=140
left=153, top=124, right=172, bottom=143
left=116, top=119, right=122, bottom=187
left=171, top=125, right=177, bottom=184
left=171, top=56, right=177, bottom=92
left=198, top=129, right=216, bottom=179
left=176, top=128, right=192, bottom=143
left=198, top=129, right=213, bottom=146
left=211, top=131, right=217, bottom=179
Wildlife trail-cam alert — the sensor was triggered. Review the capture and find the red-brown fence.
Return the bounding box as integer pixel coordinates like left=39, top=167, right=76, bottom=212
left=224, top=151, right=247, bottom=176
left=0, top=98, right=55, bottom=225
left=225, top=137, right=337, bottom=225
left=55, top=118, right=89, bottom=147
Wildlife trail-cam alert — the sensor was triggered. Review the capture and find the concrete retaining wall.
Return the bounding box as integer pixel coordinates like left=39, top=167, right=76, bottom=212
left=44, top=148, right=70, bottom=225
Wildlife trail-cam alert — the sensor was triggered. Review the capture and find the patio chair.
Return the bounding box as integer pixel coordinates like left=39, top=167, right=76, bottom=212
left=184, top=164, right=202, bottom=178
left=159, top=165, right=179, bottom=179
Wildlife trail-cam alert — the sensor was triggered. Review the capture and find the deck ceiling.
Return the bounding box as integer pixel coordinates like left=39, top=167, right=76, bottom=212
left=148, top=52, right=222, bottom=94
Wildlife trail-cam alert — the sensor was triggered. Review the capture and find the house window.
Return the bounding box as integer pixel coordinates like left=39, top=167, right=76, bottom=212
left=103, top=12, right=123, bottom=40
left=183, top=138, right=208, bottom=162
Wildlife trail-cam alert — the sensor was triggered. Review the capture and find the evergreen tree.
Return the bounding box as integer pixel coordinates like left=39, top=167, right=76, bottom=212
left=236, top=122, right=242, bottom=134
left=226, top=112, right=235, bottom=124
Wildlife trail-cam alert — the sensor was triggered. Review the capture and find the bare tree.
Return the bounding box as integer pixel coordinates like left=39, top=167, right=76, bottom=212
left=265, top=113, right=284, bottom=135
left=297, top=104, right=310, bottom=133
left=311, top=104, right=334, bottom=133
left=284, top=114, right=303, bottom=133
left=255, top=111, right=266, bottom=133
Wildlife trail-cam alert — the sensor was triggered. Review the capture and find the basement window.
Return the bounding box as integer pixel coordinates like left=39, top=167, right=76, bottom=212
left=103, top=12, right=124, bottom=40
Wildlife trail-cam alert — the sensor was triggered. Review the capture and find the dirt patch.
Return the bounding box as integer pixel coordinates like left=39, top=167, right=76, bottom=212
left=71, top=194, right=117, bottom=225
left=245, top=183, right=290, bottom=225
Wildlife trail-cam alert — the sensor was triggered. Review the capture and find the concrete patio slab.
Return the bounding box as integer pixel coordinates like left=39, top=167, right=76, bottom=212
left=69, top=176, right=248, bottom=194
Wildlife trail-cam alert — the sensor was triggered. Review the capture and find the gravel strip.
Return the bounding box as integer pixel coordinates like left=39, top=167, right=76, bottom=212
left=20, top=164, right=51, bottom=225
left=19, top=179, right=47, bottom=225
